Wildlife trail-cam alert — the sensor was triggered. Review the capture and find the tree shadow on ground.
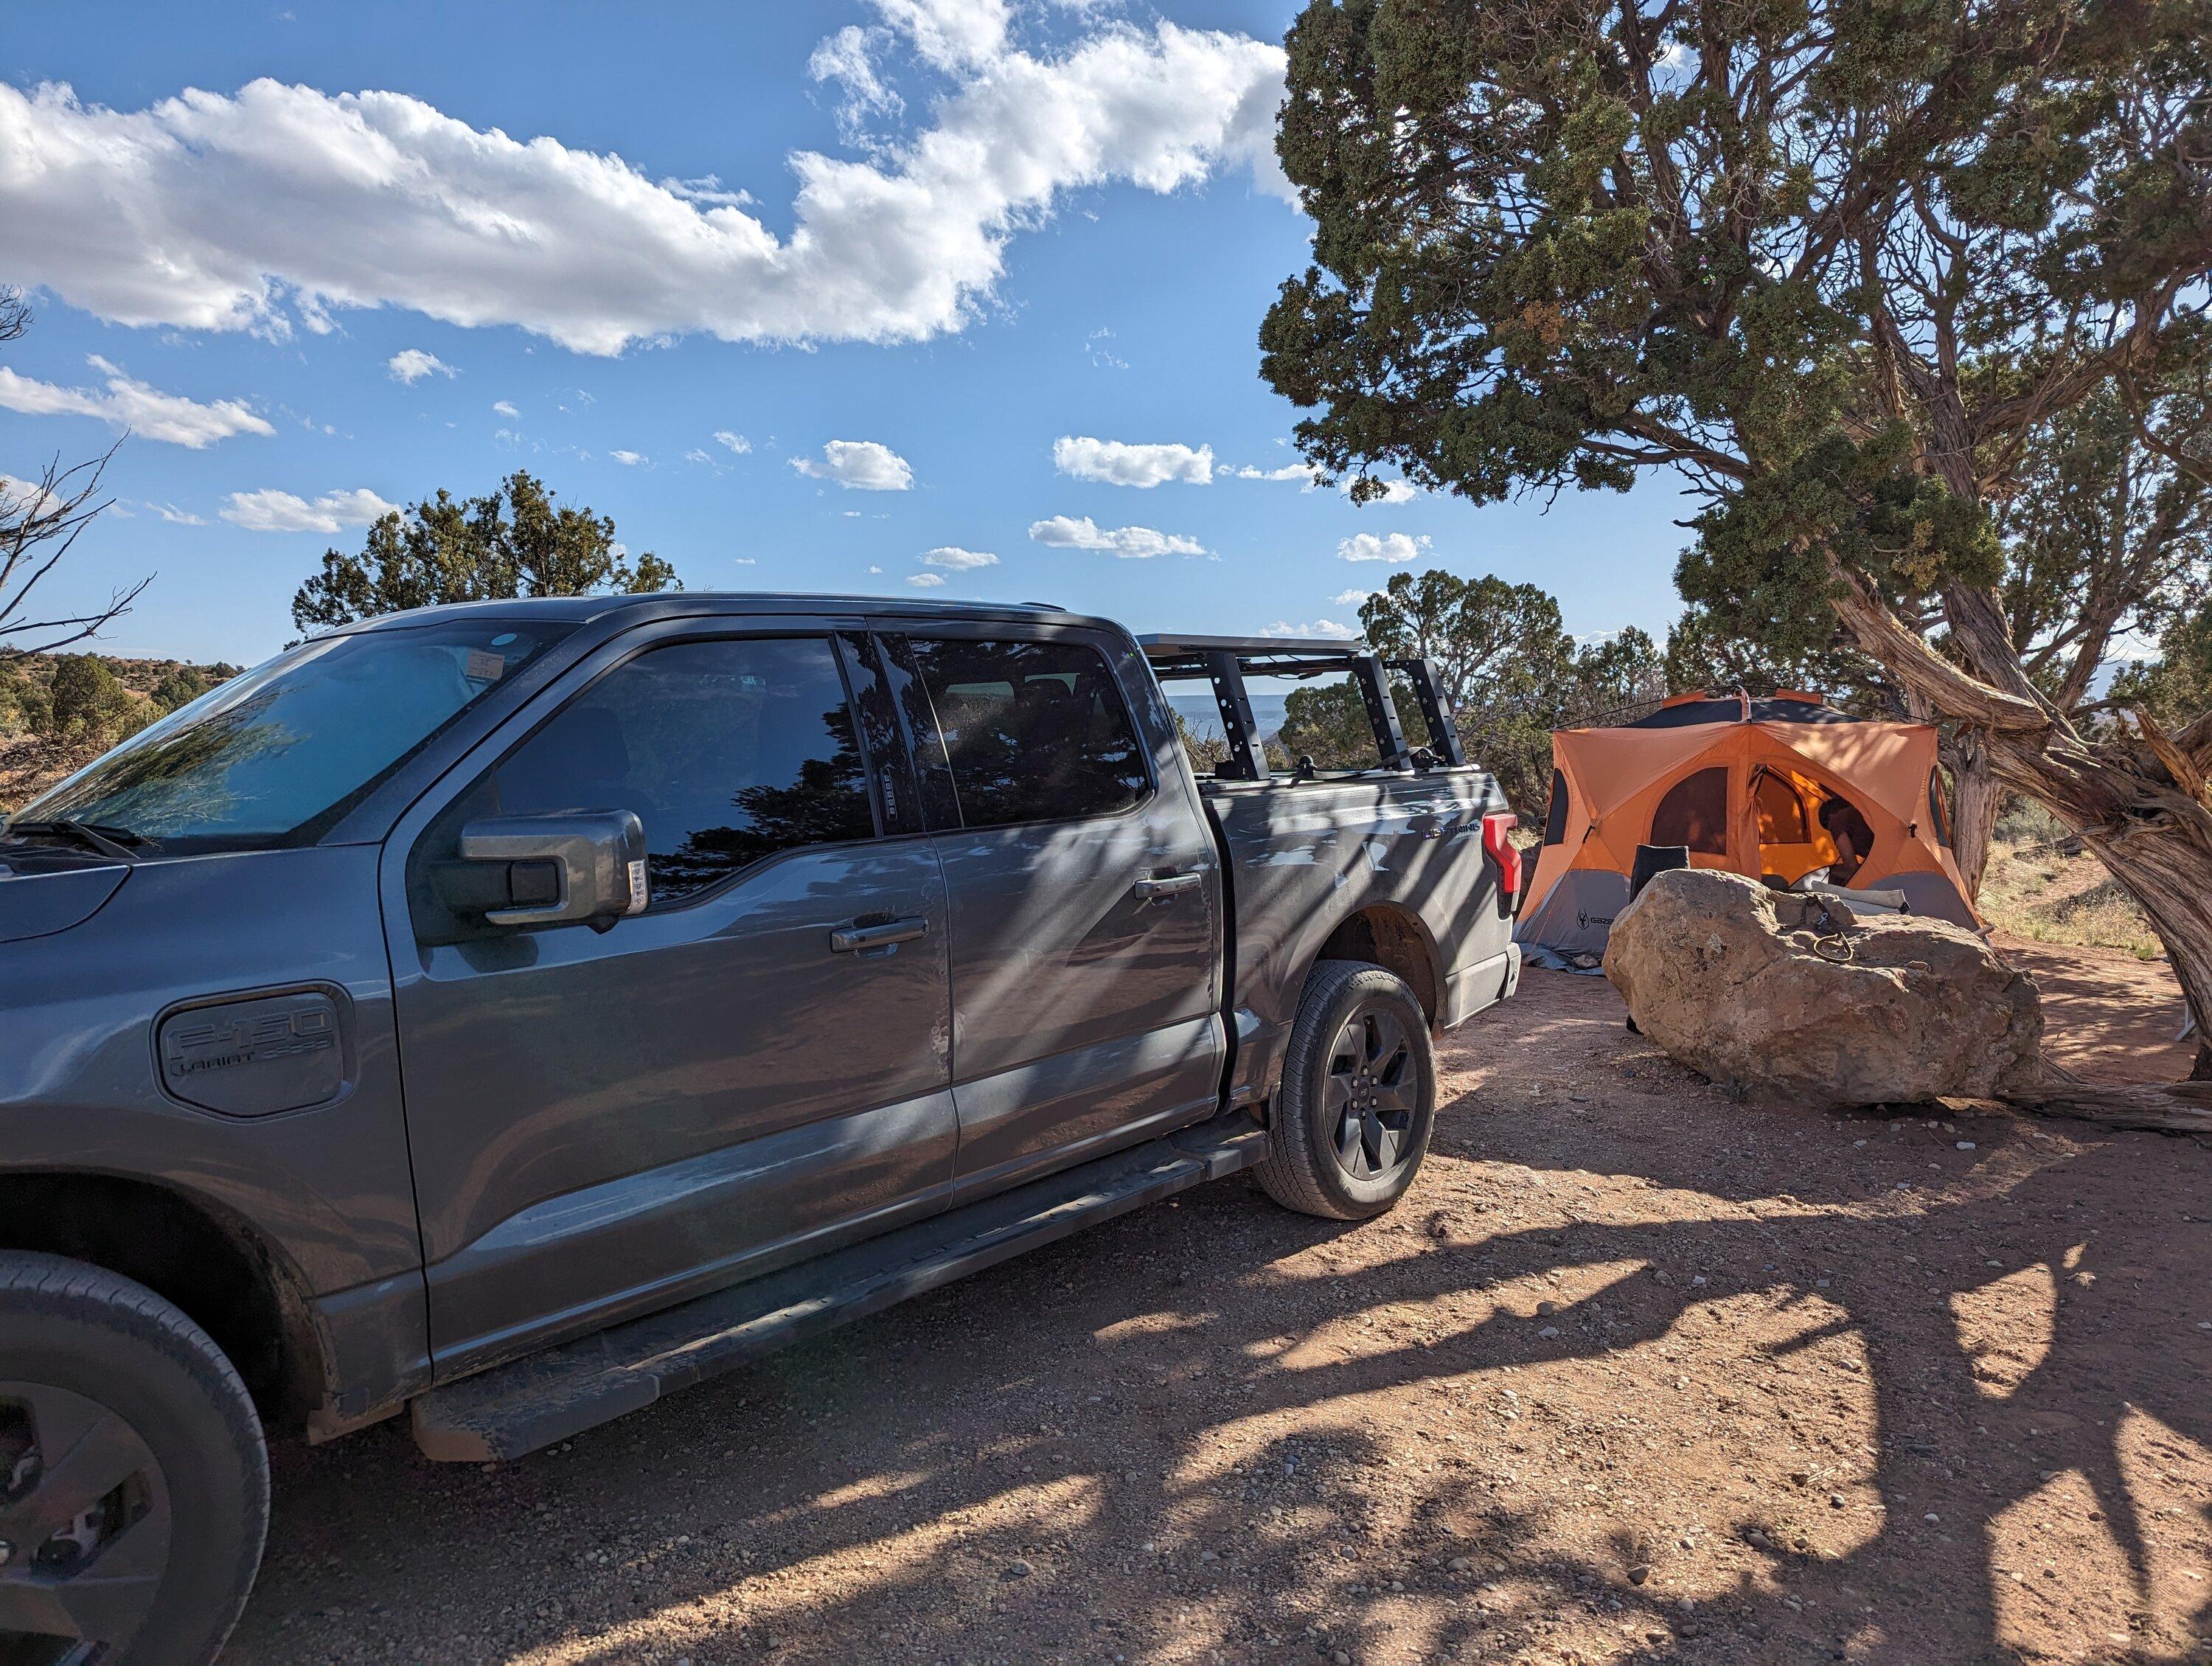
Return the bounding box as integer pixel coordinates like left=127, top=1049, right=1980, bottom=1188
left=229, top=982, right=2212, bottom=1666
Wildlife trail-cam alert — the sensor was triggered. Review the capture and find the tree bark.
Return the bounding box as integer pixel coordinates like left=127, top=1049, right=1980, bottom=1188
left=1943, top=729, right=2000, bottom=898
left=1831, top=566, right=2212, bottom=1080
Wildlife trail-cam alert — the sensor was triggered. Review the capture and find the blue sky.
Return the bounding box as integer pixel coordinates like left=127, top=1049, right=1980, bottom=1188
left=1, top=0, right=1688, bottom=667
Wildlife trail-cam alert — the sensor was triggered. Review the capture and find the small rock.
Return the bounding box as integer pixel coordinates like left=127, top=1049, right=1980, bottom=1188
left=1956, top=1141, right=1976, bottom=1151
left=1537, top=1325, right=1560, bottom=1339
left=1004, top=1559, right=1032, bottom=1580
left=1536, top=1301, right=1559, bottom=1316
left=1332, top=1652, right=1353, bottom=1665
left=1627, top=1564, right=1651, bottom=1585
left=1199, top=1549, right=1219, bottom=1563
left=1790, top=1470, right=1810, bottom=1487
left=1830, top=1493, right=1846, bottom=1509
left=1447, top=1557, right=1472, bottom=1572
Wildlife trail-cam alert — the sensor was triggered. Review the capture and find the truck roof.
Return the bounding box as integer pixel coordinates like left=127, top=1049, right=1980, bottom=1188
left=335, top=591, right=1099, bottom=634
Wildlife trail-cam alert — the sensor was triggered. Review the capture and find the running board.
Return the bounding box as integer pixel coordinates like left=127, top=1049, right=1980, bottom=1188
left=410, top=1108, right=1270, bottom=1462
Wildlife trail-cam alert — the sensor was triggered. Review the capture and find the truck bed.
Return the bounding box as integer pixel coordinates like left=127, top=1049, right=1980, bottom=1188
left=1202, top=764, right=1520, bottom=1111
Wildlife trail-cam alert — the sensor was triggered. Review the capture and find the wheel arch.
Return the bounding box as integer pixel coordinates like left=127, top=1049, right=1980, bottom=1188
left=1310, top=902, right=1443, bottom=1027
left=0, top=1170, right=330, bottom=1435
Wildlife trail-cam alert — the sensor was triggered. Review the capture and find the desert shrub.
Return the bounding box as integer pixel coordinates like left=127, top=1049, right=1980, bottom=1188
left=1994, top=795, right=2067, bottom=847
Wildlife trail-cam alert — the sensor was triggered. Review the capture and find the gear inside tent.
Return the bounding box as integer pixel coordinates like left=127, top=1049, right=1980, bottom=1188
left=1514, top=690, right=1978, bottom=965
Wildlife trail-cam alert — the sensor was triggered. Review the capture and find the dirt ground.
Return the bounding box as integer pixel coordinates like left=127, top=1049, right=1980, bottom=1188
left=227, top=949, right=2212, bottom=1666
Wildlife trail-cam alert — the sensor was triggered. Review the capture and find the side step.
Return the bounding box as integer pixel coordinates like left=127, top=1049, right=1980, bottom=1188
left=410, top=1108, right=1270, bottom=1462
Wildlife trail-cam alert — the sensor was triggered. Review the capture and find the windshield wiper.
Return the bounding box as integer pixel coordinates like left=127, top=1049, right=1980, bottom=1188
left=0, top=819, right=155, bottom=863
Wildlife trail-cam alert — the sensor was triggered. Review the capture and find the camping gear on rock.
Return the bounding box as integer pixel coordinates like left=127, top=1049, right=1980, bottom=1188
left=1518, top=689, right=1977, bottom=963
left=1630, top=842, right=1691, bottom=902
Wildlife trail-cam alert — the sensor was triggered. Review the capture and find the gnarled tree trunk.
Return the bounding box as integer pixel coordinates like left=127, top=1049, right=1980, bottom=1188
left=1832, top=569, right=2212, bottom=1080
left=1942, top=730, right=2001, bottom=899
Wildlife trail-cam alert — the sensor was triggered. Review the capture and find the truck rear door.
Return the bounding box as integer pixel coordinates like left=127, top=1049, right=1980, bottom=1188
left=875, top=622, right=1224, bottom=1198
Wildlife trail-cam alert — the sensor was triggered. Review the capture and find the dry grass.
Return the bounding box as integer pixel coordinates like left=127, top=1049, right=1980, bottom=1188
left=1978, top=835, right=2166, bottom=961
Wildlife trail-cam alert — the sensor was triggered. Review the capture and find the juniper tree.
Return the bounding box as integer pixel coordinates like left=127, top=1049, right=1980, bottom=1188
left=291, top=471, right=678, bottom=635
left=1262, top=0, right=2212, bottom=1069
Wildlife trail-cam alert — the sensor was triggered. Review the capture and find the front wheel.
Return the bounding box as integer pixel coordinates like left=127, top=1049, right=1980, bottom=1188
left=0, top=1254, right=268, bottom=1666
left=1253, top=960, right=1437, bottom=1220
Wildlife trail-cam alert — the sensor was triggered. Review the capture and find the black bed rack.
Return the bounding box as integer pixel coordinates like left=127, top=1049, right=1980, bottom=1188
left=1137, top=634, right=1464, bottom=782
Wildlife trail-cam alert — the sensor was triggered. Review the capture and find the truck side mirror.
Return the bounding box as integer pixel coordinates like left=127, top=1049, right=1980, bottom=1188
left=437, top=811, right=649, bottom=930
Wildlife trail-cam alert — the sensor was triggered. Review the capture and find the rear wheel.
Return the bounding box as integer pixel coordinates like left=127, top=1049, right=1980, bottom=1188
left=0, top=1254, right=267, bottom=1666
left=1253, top=960, right=1436, bottom=1220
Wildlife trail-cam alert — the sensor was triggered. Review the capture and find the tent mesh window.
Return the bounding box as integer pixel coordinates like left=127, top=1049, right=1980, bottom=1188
left=1650, top=766, right=1729, bottom=855
left=1543, top=769, right=1569, bottom=844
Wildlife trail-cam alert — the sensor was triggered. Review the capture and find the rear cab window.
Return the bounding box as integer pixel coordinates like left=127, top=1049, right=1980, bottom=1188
left=897, top=636, right=1151, bottom=829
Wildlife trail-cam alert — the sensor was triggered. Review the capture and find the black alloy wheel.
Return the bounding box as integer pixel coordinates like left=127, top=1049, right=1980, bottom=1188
left=1324, top=1007, right=1421, bottom=1181
left=0, top=1384, right=171, bottom=1665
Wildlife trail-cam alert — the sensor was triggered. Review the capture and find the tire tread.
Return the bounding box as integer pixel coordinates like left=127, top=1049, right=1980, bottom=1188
left=1253, top=960, right=1433, bottom=1221
left=0, top=1251, right=268, bottom=1666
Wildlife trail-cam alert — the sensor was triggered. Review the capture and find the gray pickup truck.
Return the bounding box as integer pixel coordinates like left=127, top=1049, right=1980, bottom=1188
left=0, top=594, right=1520, bottom=1665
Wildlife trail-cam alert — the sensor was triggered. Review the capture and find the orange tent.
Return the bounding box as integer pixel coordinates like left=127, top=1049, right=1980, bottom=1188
left=1516, top=690, right=1978, bottom=962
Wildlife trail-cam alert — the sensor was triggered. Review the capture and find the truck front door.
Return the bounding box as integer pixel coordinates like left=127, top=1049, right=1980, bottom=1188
left=382, top=622, right=956, bottom=1375
left=880, top=626, right=1224, bottom=1198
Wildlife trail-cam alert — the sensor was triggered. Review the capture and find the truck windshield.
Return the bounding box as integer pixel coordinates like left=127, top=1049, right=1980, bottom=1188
left=9, top=620, right=572, bottom=854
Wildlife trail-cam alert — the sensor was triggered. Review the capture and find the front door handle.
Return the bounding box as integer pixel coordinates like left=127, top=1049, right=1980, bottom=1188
left=1133, top=871, right=1203, bottom=902
left=830, top=916, right=929, bottom=954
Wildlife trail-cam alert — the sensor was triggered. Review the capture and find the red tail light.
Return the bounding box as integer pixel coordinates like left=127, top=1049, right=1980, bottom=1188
left=1482, top=811, right=1521, bottom=900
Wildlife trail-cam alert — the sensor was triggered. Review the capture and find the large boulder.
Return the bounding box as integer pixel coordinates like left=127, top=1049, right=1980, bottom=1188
left=1604, top=868, right=2042, bottom=1107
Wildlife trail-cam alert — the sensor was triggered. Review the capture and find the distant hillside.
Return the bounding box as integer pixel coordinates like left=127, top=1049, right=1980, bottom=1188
left=0, top=651, right=237, bottom=813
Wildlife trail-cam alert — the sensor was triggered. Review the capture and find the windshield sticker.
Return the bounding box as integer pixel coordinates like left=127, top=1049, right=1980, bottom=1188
left=465, top=649, right=507, bottom=683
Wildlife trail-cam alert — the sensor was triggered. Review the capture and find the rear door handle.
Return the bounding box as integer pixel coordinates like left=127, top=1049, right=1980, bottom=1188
left=830, top=916, right=929, bottom=954
left=1133, top=871, right=1203, bottom=901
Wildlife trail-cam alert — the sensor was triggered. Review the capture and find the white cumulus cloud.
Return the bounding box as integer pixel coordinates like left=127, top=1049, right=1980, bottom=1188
left=1028, top=514, right=1205, bottom=558
left=1331, top=588, right=1377, bottom=608
left=1052, top=435, right=1212, bottom=487
left=712, top=430, right=752, bottom=454
left=0, top=355, right=273, bottom=448
left=922, top=545, right=997, bottom=569
left=220, top=486, right=397, bottom=533
left=1232, top=462, right=1317, bottom=483
left=0, top=19, right=1287, bottom=355
left=610, top=449, right=647, bottom=465
left=492, top=399, right=518, bottom=417
left=908, top=571, right=948, bottom=587
left=792, top=440, right=913, bottom=490
left=1338, top=531, right=1429, bottom=564
left=386, top=348, right=456, bottom=383
left=1262, top=618, right=1355, bottom=639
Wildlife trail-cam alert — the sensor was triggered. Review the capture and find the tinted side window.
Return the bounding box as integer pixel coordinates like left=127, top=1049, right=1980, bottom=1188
left=493, top=636, right=875, bottom=904
left=906, top=637, right=1150, bottom=827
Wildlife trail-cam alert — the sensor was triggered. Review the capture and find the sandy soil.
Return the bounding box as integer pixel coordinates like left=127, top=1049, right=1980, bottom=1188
left=226, top=956, right=2212, bottom=1666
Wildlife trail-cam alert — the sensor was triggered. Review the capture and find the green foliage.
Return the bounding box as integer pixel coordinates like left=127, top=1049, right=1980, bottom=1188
left=1349, top=569, right=1666, bottom=809
left=36, top=654, right=150, bottom=749
left=291, top=471, right=680, bottom=634
left=1663, top=603, right=1889, bottom=709
left=150, top=666, right=211, bottom=714
left=1263, top=0, right=2212, bottom=719
left=2110, top=603, right=2212, bottom=729
left=1279, top=678, right=1378, bottom=769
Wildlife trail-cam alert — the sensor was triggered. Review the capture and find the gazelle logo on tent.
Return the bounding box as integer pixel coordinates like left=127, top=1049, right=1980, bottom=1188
left=1578, top=909, right=1616, bottom=931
